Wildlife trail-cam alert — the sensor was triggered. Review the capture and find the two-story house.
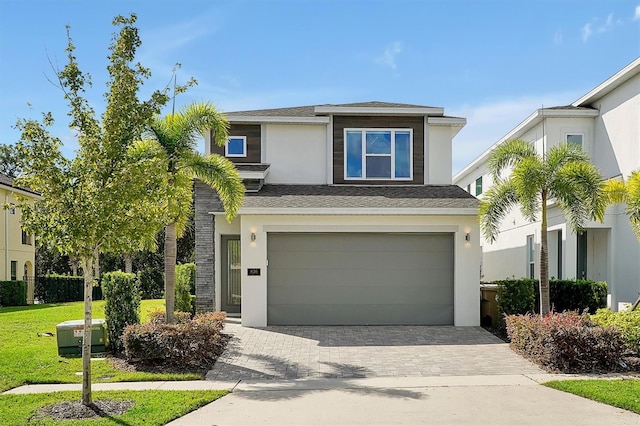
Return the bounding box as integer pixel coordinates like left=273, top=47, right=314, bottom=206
left=194, top=101, right=480, bottom=327
left=1, top=172, right=39, bottom=303
left=454, top=57, right=640, bottom=311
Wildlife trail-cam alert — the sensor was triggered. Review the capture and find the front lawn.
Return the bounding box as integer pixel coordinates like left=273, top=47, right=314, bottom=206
left=0, top=389, right=227, bottom=425
left=543, top=379, right=640, bottom=414
left=0, top=300, right=203, bottom=392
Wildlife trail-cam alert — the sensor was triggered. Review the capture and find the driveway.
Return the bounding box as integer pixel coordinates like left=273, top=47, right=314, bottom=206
left=207, top=320, right=545, bottom=381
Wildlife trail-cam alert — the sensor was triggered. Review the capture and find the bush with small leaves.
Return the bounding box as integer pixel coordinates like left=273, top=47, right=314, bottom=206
left=102, top=271, right=141, bottom=353
left=505, top=311, right=625, bottom=372
left=0, top=280, right=27, bottom=306
left=123, top=311, right=227, bottom=368
left=147, top=309, right=191, bottom=325
left=175, top=263, right=195, bottom=313
left=591, top=308, right=640, bottom=354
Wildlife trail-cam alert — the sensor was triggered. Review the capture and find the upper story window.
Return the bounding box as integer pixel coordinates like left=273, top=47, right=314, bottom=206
left=225, top=136, right=247, bottom=157
left=526, top=235, right=535, bottom=278
left=566, top=133, right=583, bottom=148
left=22, top=229, right=32, bottom=245
left=475, top=176, right=483, bottom=196
left=345, top=129, right=412, bottom=180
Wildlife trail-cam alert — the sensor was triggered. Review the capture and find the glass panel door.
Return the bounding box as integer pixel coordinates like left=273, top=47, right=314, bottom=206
left=221, top=235, right=241, bottom=313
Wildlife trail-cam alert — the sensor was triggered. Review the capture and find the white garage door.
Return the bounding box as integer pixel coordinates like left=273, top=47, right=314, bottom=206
left=267, top=233, right=454, bottom=325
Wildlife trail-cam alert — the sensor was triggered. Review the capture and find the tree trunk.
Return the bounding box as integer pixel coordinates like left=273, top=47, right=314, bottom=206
left=80, top=251, right=97, bottom=406
left=165, top=223, right=177, bottom=323
left=124, top=252, right=133, bottom=274
left=539, top=191, right=550, bottom=315
left=70, top=256, right=79, bottom=276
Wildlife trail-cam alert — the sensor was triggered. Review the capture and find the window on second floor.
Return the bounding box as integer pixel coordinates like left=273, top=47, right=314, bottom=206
left=22, top=229, right=32, bottom=245
left=566, top=133, right=583, bottom=148
left=475, top=176, right=483, bottom=196
left=225, top=136, right=247, bottom=157
left=345, top=129, right=412, bottom=180
left=10, top=261, right=17, bottom=281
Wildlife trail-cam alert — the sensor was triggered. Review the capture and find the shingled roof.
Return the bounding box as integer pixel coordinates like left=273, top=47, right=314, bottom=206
left=226, top=101, right=440, bottom=117
left=229, top=184, right=478, bottom=211
left=0, top=172, right=39, bottom=196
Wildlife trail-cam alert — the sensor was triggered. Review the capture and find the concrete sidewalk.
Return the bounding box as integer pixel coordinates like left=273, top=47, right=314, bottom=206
left=6, top=374, right=640, bottom=425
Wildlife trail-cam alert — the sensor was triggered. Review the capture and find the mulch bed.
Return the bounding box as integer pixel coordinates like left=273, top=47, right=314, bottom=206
left=31, top=400, right=135, bottom=421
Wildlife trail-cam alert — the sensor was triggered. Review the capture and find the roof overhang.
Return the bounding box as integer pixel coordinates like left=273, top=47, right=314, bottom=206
left=211, top=207, right=478, bottom=216
left=314, top=106, right=445, bottom=116
left=0, top=183, right=43, bottom=200
left=428, top=116, right=467, bottom=137
left=573, top=57, right=640, bottom=107
left=226, top=115, right=330, bottom=124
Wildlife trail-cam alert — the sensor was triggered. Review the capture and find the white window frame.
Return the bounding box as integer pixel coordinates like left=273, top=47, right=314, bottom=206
left=343, top=128, right=413, bottom=180
left=225, top=136, right=247, bottom=158
left=565, top=132, right=584, bottom=149
left=526, top=235, right=535, bottom=278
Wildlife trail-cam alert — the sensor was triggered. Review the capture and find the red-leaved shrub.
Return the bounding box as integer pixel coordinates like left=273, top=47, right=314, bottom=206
left=505, top=311, right=625, bottom=372
left=123, top=311, right=227, bottom=368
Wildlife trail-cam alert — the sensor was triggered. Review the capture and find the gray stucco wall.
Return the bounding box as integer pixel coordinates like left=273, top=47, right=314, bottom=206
left=194, top=181, right=222, bottom=313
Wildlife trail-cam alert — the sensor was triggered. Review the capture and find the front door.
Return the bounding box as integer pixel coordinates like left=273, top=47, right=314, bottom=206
left=221, top=235, right=241, bottom=314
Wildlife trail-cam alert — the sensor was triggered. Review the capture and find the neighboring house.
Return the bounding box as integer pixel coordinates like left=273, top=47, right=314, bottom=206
left=195, top=101, right=480, bottom=327
left=0, top=172, right=39, bottom=303
left=454, top=57, right=640, bottom=311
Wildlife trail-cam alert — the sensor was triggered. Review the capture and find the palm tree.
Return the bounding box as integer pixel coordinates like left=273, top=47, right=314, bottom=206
left=605, top=170, right=640, bottom=240
left=479, top=139, right=606, bottom=314
left=146, top=102, right=244, bottom=323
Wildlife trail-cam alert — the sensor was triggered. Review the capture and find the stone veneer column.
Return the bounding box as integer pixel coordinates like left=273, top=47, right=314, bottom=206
left=194, top=180, right=221, bottom=313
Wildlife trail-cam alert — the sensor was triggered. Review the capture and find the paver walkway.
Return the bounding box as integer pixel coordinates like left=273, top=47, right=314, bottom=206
left=207, top=322, right=545, bottom=380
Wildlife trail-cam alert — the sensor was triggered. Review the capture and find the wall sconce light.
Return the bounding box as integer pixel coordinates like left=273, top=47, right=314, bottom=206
left=251, top=232, right=256, bottom=242
left=465, top=233, right=470, bottom=242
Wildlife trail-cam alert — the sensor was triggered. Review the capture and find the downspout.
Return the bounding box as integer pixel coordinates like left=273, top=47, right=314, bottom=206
left=4, top=192, right=9, bottom=280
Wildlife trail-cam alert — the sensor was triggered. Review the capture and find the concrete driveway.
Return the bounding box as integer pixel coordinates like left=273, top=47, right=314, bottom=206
left=207, top=320, right=545, bottom=381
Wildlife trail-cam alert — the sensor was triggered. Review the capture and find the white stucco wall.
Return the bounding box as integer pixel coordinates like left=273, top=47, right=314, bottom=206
left=226, top=213, right=480, bottom=327
left=263, top=123, right=327, bottom=184
left=427, top=126, right=453, bottom=185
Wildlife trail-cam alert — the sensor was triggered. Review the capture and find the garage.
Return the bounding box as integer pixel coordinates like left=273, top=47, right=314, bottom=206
left=267, top=232, right=454, bottom=325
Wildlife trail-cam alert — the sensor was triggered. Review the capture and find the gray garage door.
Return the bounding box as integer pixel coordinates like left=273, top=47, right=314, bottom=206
left=267, top=233, right=454, bottom=325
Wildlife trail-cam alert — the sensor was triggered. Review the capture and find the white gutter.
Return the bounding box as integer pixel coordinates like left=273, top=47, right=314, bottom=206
left=573, top=57, right=640, bottom=106
left=210, top=207, right=478, bottom=216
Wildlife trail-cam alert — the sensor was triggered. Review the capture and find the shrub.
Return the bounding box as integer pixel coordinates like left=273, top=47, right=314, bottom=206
left=137, top=267, right=163, bottom=300
left=547, top=279, right=607, bottom=313
left=175, top=263, right=195, bottom=313
left=147, top=309, right=191, bottom=325
left=102, top=271, right=141, bottom=353
left=591, top=308, right=640, bottom=354
left=33, top=275, right=102, bottom=303
left=123, top=311, right=227, bottom=368
left=0, top=280, right=27, bottom=306
left=497, top=279, right=536, bottom=316
left=505, top=311, right=625, bottom=372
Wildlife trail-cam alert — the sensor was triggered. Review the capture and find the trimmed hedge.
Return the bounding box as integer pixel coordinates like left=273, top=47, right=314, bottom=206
left=123, top=311, right=227, bottom=368
left=0, top=280, right=27, bottom=306
left=102, top=271, right=141, bottom=353
left=34, top=275, right=103, bottom=303
left=506, top=311, right=625, bottom=372
left=493, top=278, right=607, bottom=318
left=591, top=308, right=640, bottom=354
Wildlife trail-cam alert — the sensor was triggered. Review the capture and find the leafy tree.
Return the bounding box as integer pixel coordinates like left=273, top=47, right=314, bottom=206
left=0, top=143, right=22, bottom=178
left=145, top=102, right=244, bottom=323
left=605, top=170, right=640, bottom=240
left=479, top=140, right=606, bottom=314
left=15, top=15, right=171, bottom=406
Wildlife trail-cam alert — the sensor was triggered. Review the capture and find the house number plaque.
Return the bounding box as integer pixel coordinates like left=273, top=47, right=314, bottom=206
left=247, top=268, right=261, bottom=276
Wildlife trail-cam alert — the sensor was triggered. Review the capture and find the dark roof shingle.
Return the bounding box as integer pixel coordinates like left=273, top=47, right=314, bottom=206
left=225, top=101, right=439, bottom=118
left=234, top=184, right=478, bottom=210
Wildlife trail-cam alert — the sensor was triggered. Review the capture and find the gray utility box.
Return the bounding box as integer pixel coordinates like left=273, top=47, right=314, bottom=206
left=56, top=319, right=108, bottom=356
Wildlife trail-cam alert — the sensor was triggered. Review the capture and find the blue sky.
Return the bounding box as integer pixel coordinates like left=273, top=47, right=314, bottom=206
left=1, top=0, right=638, bottom=173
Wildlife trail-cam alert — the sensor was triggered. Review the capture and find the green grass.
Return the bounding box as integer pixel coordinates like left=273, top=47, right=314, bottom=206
left=544, top=379, right=640, bottom=414
left=0, top=389, right=228, bottom=425
left=0, top=300, right=203, bottom=392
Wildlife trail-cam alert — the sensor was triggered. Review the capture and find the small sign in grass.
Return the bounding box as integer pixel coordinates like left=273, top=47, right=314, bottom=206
left=543, top=379, right=640, bottom=415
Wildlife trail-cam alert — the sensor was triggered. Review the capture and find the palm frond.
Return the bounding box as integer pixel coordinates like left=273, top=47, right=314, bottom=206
left=511, top=156, right=543, bottom=221
left=181, top=151, right=244, bottom=222
left=487, top=139, right=537, bottom=181
left=479, top=180, right=520, bottom=243
left=544, top=142, right=590, bottom=173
